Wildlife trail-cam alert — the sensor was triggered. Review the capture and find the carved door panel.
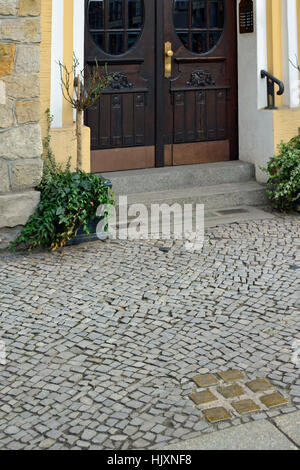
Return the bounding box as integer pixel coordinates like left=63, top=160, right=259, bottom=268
left=161, top=0, right=238, bottom=165
left=85, top=0, right=238, bottom=172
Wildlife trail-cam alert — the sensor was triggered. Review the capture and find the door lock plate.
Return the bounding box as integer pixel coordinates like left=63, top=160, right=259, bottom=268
left=165, top=42, right=173, bottom=78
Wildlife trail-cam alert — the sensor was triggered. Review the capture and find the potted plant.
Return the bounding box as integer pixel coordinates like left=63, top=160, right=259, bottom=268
left=262, top=135, right=300, bottom=213
left=69, top=178, right=113, bottom=245
left=12, top=111, right=114, bottom=252
left=12, top=168, right=114, bottom=252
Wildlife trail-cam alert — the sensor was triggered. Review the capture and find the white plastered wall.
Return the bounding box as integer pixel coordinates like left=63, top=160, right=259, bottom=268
left=281, top=0, right=299, bottom=108
left=50, top=0, right=85, bottom=127
left=50, top=0, right=64, bottom=128
left=238, top=0, right=274, bottom=182
left=73, top=0, right=85, bottom=122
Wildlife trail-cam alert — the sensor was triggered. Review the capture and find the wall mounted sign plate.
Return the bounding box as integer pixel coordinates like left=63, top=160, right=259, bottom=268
left=239, top=0, right=254, bottom=34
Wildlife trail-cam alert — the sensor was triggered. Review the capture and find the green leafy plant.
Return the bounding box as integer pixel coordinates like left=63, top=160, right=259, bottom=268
left=12, top=109, right=114, bottom=252
left=42, top=108, right=71, bottom=181
left=262, top=135, right=300, bottom=212
left=12, top=170, right=114, bottom=251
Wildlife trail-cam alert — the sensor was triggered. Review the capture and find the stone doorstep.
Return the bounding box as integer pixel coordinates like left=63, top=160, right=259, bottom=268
left=102, top=161, right=256, bottom=195
left=116, top=182, right=269, bottom=211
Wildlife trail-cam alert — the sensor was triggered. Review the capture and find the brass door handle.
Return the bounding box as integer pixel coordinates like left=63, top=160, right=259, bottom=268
left=165, top=42, right=173, bottom=78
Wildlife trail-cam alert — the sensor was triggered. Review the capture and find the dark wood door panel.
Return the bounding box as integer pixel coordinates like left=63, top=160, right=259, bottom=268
left=86, top=91, right=148, bottom=150
left=172, top=88, right=228, bottom=144
left=162, top=0, right=238, bottom=164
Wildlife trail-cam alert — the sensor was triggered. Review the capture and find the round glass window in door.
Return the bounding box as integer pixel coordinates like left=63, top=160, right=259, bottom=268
left=174, top=0, right=224, bottom=54
left=88, top=0, right=144, bottom=55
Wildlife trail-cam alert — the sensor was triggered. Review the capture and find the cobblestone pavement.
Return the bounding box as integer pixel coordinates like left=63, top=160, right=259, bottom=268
left=0, top=214, right=299, bottom=450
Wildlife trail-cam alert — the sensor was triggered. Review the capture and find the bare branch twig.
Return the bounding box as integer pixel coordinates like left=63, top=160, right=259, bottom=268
left=58, top=54, right=111, bottom=169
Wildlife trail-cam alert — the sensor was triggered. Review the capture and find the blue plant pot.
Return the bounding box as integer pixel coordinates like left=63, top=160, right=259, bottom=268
left=294, top=190, right=300, bottom=213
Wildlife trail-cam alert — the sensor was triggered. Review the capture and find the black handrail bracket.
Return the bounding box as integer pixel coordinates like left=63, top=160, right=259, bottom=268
left=261, top=70, right=285, bottom=110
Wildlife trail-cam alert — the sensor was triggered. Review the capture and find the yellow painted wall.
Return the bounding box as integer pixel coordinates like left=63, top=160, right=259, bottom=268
left=40, top=0, right=91, bottom=172
left=50, top=125, right=91, bottom=173
left=62, top=0, right=74, bottom=126
left=266, top=0, right=283, bottom=107
left=40, top=0, right=52, bottom=140
left=267, top=0, right=300, bottom=152
left=298, top=0, right=300, bottom=80
left=273, top=108, right=300, bottom=149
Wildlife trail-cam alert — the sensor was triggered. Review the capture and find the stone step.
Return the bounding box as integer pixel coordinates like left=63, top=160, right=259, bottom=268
left=101, top=161, right=255, bottom=195
left=115, top=181, right=269, bottom=210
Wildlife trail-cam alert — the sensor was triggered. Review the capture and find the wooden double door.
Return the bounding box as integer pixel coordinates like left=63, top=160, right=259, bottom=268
left=85, top=0, right=238, bottom=172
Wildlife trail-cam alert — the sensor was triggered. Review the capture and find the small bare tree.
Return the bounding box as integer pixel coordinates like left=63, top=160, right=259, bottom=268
left=59, top=55, right=111, bottom=170
left=290, top=56, right=300, bottom=72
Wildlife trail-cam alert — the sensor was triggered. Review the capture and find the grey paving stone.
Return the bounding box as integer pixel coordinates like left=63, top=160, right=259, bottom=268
left=274, top=411, right=300, bottom=447
left=39, top=438, right=56, bottom=449
left=0, top=215, right=299, bottom=450
left=81, top=429, right=97, bottom=441
left=5, top=426, right=20, bottom=435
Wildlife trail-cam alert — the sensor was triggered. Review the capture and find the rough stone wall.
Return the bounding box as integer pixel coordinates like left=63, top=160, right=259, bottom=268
left=0, top=0, right=42, bottom=247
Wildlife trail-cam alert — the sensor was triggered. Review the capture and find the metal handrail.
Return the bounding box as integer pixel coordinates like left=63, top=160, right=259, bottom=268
left=261, top=70, right=285, bottom=109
